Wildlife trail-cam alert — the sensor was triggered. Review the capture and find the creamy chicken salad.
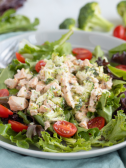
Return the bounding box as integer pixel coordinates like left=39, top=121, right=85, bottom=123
left=1, top=30, right=126, bottom=152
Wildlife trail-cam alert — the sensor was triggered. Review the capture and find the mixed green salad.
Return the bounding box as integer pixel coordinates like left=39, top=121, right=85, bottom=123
left=1, top=30, right=126, bottom=153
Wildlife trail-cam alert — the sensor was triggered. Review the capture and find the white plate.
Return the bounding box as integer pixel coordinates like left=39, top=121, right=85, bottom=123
left=0, top=30, right=126, bottom=160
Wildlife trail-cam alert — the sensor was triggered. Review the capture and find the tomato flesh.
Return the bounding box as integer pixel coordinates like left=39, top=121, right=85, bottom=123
left=87, top=117, right=105, bottom=130
left=76, top=53, right=92, bottom=60
left=72, top=48, right=92, bottom=60
left=0, top=105, right=13, bottom=118
left=35, top=60, right=46, bottom=72
left=113, top=25, right=125, bottom=39
left=0, top=89, right=9, bottom=97
left=53, top=121, right=77, bottom=137
left=8, top=120, right=28, bottom=132
left=116, top=65, right=126, bottom=71
left=16, top=52, right=25, bottom=63
left=123, top=36, right=126, bottom=41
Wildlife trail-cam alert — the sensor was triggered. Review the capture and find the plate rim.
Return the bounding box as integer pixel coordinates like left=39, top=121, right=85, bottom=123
left=0, top=30, right=126, bottom=159
left=0, top=29, right=125, bottom=45
left=1, top=140, right=126, bottom=159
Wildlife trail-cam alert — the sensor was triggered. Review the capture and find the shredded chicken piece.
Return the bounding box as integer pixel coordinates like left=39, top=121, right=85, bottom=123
left=8, top=96, right=28, bottom=111
left=44, top=121, right=50, bottom=130
left=14, top=68, right=27, bottom=80
left=75, top=110, right=89, bottom=129
left=72, top=85, right=85, bottom=95
left=28, top=102, right=39, bottom=116
left=18, top=79, right=28, bottom=88
left=66, top=54, right=76, bottom=61
left=4, top=78, right=18, bottom=89
left=30, top=90, right=40, bottom=102
left=44, top=99, right=56, bottom=110
left=88, top=88, right=103, bottom=112
left=80, top=59, right=93, bottom=68
left=99, top=78, right=112, bottom=90
left=91, top=77, right=99, bottom=89
left=80, top=105, right=88, bottom=113
left=28, top=77, right=38, bottom=88
left=64, top=60, right=78, bottom=73
left=43, top=81, right=61, bottom=93
left=26, top=73, right=33, bottom=80
left=79, top=119, right=89, bottom=129
left=36, top=81, right=45, bottom=92
left=72, top=59, right=92, bottom=68
left=17, top=86, right=31, bottom=99
left=60, top=72, right=75, bottom=108
left=69, top=75, right=78, bottom=86
left=39, top=105, right=52, bottom=113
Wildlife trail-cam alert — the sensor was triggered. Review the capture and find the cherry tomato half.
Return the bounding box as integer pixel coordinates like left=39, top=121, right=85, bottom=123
left=35, top=60, right=46, bottom=72
left=0, top=105, right=13, bottom=118
left=76, top=53, right=92, bottom=60
left=123, top=36, right=126, bottom=41
left=72, top=48, right=92, bottom=60
left=113, top=25, right=125, bottom=39
left=8, top=120, right=28, bottom=132
left=87, top=117, right=105, bottom=130
left=16, top=52, right=25, bottom=63
left=0, top=89, right=9, bottom=97
left=53, top=121, right=77, bottom=138
left=116, top=65, right=126, bottom=71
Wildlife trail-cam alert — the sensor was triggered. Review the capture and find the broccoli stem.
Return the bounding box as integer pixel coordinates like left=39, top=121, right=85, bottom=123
left=123, top=11, right=126, bottom=26
left=92, top=14, right=113, bottom=31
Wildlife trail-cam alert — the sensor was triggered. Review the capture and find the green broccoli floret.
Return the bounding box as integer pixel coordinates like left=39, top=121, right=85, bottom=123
left=43, top=107, right=65, bottom=122
left=51, top=97, right=65, bottom=108
left=117, top=1, right=126, bottom=26
left=78, top=2, right=113, bottom=32
left=59, top=18, right=79, bottom=30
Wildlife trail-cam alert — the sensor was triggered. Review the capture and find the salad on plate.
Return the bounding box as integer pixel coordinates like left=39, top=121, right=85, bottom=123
left=0, top=30, right=126, bottom=153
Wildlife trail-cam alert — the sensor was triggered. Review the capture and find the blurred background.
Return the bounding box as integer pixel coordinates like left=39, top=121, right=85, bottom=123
left=0, top=0, right=124, bottom=35
left=16, top=0, right=122, bottom=32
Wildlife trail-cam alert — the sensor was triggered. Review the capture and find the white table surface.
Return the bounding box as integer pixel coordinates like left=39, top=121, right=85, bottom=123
left=16, top=0, right=123, bottom=33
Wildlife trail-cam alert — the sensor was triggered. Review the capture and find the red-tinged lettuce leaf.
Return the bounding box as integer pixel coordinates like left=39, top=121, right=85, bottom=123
left=0, top=0, right=26, bottom=15
left=0, top=121, right=42, bottom=149
left=109, top=43, right=126, bottom=61
left=111, top=51, right=126, bottom=65
left=26, top=124, right=44, bottom=139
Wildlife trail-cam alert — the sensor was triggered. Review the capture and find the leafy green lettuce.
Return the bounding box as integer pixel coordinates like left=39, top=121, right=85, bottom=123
left=0, top=9, right=39, bottom=34
left=0, top=122, right=29, bottom=148
left=37, top=131, right=91, bottom=153
left=0, top=67, right=14, bottom=89
left=92, top=110, right=126, bottom=146
left=96, top=90, right=124, bottom=123
left=16, top=30, right=73, bottom=71
left=19, top=30, right=73, bottom=58
left=108, top=65, right=126, bottom=80
left=0, top=121, right=91, bottom=152
left=0, top=30, right=73, bottom=86
left=109, top=43, right=126, bottom=59
left=90, top=45, right=104, bottom=63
